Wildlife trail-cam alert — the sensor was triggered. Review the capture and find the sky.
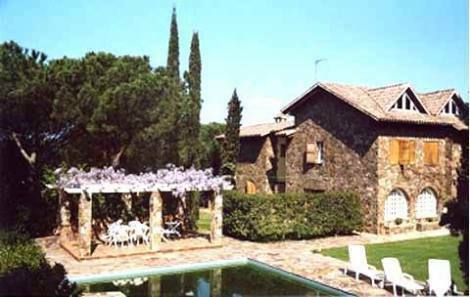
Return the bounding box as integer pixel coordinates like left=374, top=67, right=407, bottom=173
left=0, top=0, right=468, bottom=125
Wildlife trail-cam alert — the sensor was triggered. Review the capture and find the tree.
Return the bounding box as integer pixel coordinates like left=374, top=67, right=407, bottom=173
left=180, top=32, right=202, bottom=168
left=50, top=53, right=155, bottom=168
left=441, top=102, right=469, bottom=290
left=0, top=41, right=59, bottom=235
left=166, top=7, right=180, bottom=81
left=222, top=89, right=242, bottom=176
left=199, top=122, right=225, bottom=174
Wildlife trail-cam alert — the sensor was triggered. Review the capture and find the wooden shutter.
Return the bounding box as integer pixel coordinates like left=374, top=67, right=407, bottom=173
left=305, top=143, right=317, bottom=164
left=389, top=139, right=400, bottom=165
left=424, top=142, right=439, bottom=165
left=398, top=140, right=410, bottom=164
left=246, top=180, right=257, bottom=194
left=408, top=141, right=416, bottom=164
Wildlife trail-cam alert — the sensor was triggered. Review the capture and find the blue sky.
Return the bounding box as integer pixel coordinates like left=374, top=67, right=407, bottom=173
left=0, top=0, right=468, bottom=125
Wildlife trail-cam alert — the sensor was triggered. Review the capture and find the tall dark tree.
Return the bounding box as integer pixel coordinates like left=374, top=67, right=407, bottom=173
left=180, top=32, right=202, bottom=168
left=0, top=41, right=59, bottom=235
left=222, top=89, right=242, bottom=176
left=166, top=7, right=180, bottom=81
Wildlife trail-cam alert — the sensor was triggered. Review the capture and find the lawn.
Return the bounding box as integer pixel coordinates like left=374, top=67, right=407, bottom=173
left=321, top=235, right=467, bottom=291
left=197, top=208, right=212, bottom=232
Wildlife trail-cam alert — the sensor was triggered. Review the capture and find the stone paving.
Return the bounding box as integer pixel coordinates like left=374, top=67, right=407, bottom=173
left=37, top=228, right=449, bottom=296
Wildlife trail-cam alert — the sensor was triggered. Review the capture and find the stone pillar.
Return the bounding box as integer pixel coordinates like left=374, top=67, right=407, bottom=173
left=122, top=193, right=132, bottom=214
left=210, top=268, right=222, bottom=296
left=147, top=276, right=161, bottom=296
left=210, top=191, right=223, bottom=244
left=59, top=189, right=72, bottom=243
left=149, top=190, right=163, bottom=251
left=78, top=190, right=93, bottom=257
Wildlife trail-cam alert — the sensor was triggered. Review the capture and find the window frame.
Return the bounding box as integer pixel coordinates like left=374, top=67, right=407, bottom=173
left=384, top=189, right=409, bottom=222
left=316, top=141, right=324, bottom=164
left=415, top=188, right=438, bottom=219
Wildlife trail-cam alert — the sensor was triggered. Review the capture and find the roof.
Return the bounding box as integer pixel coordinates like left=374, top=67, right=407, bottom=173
left=419, top=89, right=457, bottom=115
left=281, top=82, right=468, bottom=131
left=216, top=121, right=294, bottom=139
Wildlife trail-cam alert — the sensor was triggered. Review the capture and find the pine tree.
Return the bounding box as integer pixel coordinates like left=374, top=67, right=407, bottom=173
left=222, top=89, right=242, bottom=176
left=167, top=7, right=180, bottom=81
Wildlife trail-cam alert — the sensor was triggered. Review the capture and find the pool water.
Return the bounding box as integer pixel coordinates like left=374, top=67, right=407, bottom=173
left=78, top=261, right=350, bottom=296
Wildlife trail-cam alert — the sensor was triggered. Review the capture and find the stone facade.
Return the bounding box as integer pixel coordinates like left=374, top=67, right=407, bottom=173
left=235, top=88, right=466, bottom=234
left=235, top=136, right=275, bottom=194
left=376, top=125, right=463, bottom=234
left=284, top=90, right=380, bottom=232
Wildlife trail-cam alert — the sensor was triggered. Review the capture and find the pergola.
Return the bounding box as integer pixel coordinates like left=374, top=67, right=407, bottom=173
left=56, top=167, right=231, bottom=258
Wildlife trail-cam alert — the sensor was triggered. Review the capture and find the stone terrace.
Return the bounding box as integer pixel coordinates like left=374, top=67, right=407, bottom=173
left=38, top=229, right=449, bottom=296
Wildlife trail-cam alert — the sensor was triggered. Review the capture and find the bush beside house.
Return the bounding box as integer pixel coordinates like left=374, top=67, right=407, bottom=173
left=223, top=191, right=363, bottom=241
left=0, top=231, right=79, bottom=296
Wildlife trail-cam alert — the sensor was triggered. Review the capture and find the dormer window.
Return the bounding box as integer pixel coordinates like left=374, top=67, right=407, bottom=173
left=441, top=99, right=459, bottom=116
left=391, top=93, right=418, bottom=112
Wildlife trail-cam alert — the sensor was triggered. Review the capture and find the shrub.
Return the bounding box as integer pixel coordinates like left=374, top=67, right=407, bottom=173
left=0, top=230, right=79, bottom=296
left=223, top=191, right=363, bottom=241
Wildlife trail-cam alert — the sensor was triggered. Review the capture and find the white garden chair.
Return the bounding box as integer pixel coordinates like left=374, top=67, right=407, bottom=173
left=106, top=220, right=131, bottom=248
left=344, top=244, right=384, bottom=287
left=163, top=220, right=181, bottom=239
left=382, top=257, right=424, bottom=296
left=128, top=220, right=149, bottom=246
left=428, top=259, right=462, bottom=296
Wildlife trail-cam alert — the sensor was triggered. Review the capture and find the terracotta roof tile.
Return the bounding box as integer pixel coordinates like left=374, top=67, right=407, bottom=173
left=281, top=82, right=468, bottom=131
left=215, top=121, right=294, bottom=139
left=419, top=89, right=455, bottom=115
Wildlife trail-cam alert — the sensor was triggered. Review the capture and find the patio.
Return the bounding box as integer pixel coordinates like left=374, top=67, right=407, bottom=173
left=38, top=227, right=449, bottom=296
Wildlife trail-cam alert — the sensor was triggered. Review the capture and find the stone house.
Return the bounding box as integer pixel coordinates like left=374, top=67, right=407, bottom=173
left=231, top=82, right=468, bottom=234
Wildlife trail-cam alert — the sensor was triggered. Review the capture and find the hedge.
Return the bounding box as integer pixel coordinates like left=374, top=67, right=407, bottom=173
left=0, top=230, right=79, bottom=296
left=223, top=191, right=363, bottom=241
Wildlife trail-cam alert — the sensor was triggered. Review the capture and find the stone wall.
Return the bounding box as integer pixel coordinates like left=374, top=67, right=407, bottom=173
left=376, top=124, right=463, bottom=234
left=285, top=89, right=380, bottom=232
left=235, top=136, right=275, bottom=194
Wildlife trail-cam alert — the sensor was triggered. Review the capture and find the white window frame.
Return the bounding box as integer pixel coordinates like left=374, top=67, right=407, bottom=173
left=441, top=100, right=459, bottom=116
left=415, top=188, right=437, bottom=219
left=316, top=141, right=324, bottom=164
left=391, top=93, right=419, bottom=112
left=384, top=189, right=408, bottom=222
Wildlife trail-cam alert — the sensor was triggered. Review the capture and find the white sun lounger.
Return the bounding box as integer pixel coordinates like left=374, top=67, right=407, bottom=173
left=382, top=257, right=424, bottom=296
left=428, top=259, right=462, bottom=296
left=344, top=244, right=384, bottom=287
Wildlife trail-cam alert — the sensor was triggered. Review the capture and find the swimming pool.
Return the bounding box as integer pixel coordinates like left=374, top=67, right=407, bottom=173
left=73, top=258, right=352, bottom=296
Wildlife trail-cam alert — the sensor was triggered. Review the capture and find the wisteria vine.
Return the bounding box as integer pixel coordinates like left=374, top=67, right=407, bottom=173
left=55, top=164, right=230, bottom=197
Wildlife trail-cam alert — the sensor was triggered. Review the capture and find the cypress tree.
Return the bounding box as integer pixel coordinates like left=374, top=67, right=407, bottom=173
left=179, top=32, right=202, bottom=168
left=167, top=7, right=180, bottom=81
left=222, top=89, right=242, bottom=176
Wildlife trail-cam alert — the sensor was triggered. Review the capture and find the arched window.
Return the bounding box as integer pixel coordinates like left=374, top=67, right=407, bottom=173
left=415, top=188, right=437, bottom=219
left=384, top=189, right=408, bottom=222
left=246, top=180, right=257, bottom=194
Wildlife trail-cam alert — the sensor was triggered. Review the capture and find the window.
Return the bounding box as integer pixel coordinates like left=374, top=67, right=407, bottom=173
left=306, top=142, right=324, bottom=165
left=245, top=180, right=257, bottom=194
left=415, top=188, right=437, bottom=219
left=316, top=141, right=324, bottom=164
left=384, top=189, right=408, bottom=222
left=389, top=139, right=416, bottom=165
left=424, top=141, right=439, bottom=165
left=441, top=100, right=459, bottom=116
left=391, top=94, right=419, bottom=112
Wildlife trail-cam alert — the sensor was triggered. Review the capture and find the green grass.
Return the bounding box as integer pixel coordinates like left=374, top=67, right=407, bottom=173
left=197, top=209, right=212, bottom=232
left=321, top=235, right=467, bottom=291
